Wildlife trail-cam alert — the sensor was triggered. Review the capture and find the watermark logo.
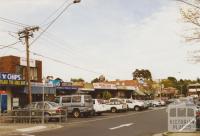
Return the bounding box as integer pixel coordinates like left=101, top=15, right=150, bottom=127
left=167, top=103, right=196, bottom=132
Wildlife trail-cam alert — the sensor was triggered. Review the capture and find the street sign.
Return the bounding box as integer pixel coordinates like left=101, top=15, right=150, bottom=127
left=167, top=103, right=196, bottom=132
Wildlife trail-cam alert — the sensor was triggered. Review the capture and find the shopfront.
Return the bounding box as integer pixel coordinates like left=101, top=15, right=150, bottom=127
left=93, top=83, right=118, bottom=99
left=0, top=73, right=26, bottom=112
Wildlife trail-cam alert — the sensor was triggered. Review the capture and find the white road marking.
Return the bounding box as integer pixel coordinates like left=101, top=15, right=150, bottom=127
left=109, top=123, right=134, bottom=130
left=16, top=126, right=47, bottom=133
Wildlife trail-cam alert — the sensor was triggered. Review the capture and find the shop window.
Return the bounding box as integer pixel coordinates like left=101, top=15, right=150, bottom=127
left=30, top=67, right=38, bottom=81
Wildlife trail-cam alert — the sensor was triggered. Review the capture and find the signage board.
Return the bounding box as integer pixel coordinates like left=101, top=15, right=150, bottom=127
left=20, top=57, right=36, bottom=67
left=0, top=90, right=6, bottom=94
left=57, top=86, right=78, bottom=90
left=93, top=83, right=117, bottom=90
left=61, top=82, right=73, bottom=87
left=116, top=85, right=135, bottom=90
left=168, top=103, right=196, bottom=132
left=0, top=80, right=26, bottom=86
left=13, top=98, right=19, bottom=107
left=0, top=73, right=21, bottom=80
left=31, top=82, right=53, bottom=87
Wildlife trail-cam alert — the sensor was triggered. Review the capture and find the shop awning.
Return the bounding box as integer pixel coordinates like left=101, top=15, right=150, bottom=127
left=25, top=86, right=56, bottom=94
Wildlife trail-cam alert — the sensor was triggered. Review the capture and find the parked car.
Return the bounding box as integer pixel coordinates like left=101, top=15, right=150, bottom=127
left=123, top=99, right=145, bottom=111
left=159, top=100, right=166, bottom=106
left=103, top=98, right=127, bottom=113
left=92, top=99, right=107, bottom=115
left=166, top=98, right=177, bottom=105
left=17, top=101, right=67, bottom=121
left=55, top=95, right=93, bottom=118
left=143, top=100, right=151, bottom=108
left=148, top=100, right=161, bottom=107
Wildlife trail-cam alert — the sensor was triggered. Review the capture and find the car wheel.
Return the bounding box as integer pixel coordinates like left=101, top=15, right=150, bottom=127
left=111, top=107, right=117, bottom=113
left=73, top=110, right=80, bottom=118
left=44, top=113, right=50, bottom=122
left=134, top=106, right=140, bottom=111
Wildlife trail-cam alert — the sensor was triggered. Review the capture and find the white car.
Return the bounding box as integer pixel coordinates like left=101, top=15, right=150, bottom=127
left=124, top=99, right=145, bottom=111
left=159, top=100, right=166, bottom=106
left=104, top=98, right=128, bottom=113
left=92, top=99, right=107, bottom=115
left=149, top=100, right=161, bottom=107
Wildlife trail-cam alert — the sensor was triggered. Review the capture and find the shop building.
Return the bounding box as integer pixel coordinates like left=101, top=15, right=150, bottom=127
left=0, top=55, right=42, bottom=82
left=0, top=55, right=42, bottom=112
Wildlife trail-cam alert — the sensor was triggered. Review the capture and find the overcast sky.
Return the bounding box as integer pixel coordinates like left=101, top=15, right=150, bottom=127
left=0, top=0, right=200, bottom=82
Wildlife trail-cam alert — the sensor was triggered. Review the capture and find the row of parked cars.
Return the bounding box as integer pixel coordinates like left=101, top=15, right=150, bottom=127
left=15, top=95, right=167, bottom=121
left=54, top=95, right=166, bottom=118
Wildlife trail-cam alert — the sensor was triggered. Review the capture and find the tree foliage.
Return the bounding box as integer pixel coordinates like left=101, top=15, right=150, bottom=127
left=91, top=75, right=106, bottom=83
left=132, top=69, right=152, bottom=80
left=102, top=91, right=112, bottom=100
left=161, top=76, right=199, bottom=96
left=70, top=78, right=84, bottom=82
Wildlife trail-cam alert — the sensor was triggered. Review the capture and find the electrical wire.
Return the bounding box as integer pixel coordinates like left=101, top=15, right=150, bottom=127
left=31, top=51, right=104, bottom=75
left=30, top=2, right=75, bottom=46
left=0, top=16, right=29, bottom=27
left=0, top=41, right=21, bottom=50
left=176, top=0, right=200, bottom=9
left=40, top=0, right=70, bottom=27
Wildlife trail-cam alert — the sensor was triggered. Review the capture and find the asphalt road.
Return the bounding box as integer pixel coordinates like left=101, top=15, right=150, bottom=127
left=32, top=107, right=168, bottom=136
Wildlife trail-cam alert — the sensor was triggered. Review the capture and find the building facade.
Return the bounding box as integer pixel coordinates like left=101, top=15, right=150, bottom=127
left=0, top=55, right=43, bottom=112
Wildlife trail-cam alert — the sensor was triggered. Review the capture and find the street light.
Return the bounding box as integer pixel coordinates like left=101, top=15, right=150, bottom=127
left=42, top=77, right=45, bottom=124
left=73, top=0, right=81, bottom=3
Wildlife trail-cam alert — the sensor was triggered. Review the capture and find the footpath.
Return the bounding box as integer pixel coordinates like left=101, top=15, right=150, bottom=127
left=0, top=124, right=62, bottom=136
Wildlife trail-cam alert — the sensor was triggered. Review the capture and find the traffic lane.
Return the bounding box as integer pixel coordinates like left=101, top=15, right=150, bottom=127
left=33, top=108, right=167, bottom=136
left=64, top=107, right=166, bottom=124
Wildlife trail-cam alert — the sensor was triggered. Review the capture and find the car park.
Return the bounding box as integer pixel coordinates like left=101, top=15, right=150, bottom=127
left=92, top=99, right=107, bottom=115
left=55, top=95, right=93, bottom=118
left=103, top=98, right=128, bottom=113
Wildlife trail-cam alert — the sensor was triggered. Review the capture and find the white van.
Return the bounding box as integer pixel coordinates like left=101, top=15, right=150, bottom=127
left=55, top=95, right=93, bottom=118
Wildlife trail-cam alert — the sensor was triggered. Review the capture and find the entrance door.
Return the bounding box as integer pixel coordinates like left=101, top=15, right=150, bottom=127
left=1, top=94, right=7, bottom=113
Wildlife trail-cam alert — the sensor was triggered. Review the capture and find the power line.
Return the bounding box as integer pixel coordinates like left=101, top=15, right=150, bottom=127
left=30, top=1, right=79, bottom=46
left=176, top=0, right=200, bottom=9
left=0, top=41, right=21, bottom=50
left=40, top=0, right=70, bottom=27
left=31, top=51, right=104, bottom=75
left=0, top=16, right=29, bottom=27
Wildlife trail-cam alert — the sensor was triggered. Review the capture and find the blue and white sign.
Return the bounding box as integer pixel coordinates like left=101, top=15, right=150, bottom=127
left=0, top=73, right=21, bottom=80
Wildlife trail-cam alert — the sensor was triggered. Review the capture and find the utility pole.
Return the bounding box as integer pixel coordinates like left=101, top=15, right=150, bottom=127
left=18, top=26, right=39, bottom=104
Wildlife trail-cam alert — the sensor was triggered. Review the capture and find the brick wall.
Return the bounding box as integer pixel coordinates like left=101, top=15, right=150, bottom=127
left=0, top=55, right=42, bottom=83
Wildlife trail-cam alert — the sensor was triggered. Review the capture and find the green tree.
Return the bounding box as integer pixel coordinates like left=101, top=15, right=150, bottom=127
left=102, top=91, right=112, bottom=100
left=91, top=78, right=100, bottom=83
left=91, top=75, right=106, bottom=83
left=132, top=69, right=152, bottom=80
left=70, top=78, right=84, bottom=82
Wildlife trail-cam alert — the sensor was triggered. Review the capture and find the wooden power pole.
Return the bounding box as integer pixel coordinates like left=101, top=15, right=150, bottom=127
left=18, top=26, right=39, bottom=104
